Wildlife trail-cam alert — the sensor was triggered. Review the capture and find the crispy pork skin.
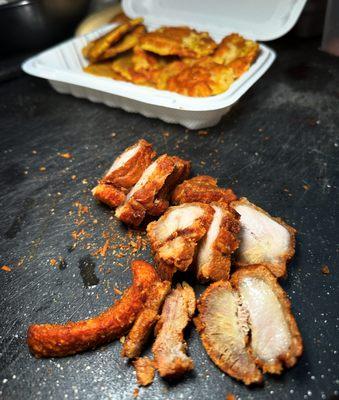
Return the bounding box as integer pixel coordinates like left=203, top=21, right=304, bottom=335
left=194, top=281, right=262, bottom=385
left=196, top=202, right=240, bottom=282
left=133, top=357, right=156, bottom=386
left=147, top=203, right=214, bottom=279
left=152, top=283, right=195, bottom=378
left=171, top=175, right=237, bottom=205
left=92, top=183, right=126, bottom=208
left=231, top=198, right=296, bottom=277
left=232, top=265, right=303, bottom=373
left=27, top=261, right=159, bottom=358
left=122, top=280, right=171, bottom=358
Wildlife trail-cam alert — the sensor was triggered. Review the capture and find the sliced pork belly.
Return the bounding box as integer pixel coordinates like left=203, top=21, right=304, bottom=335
left=152, top=282, right=195, bottom=378
left=232, top=265, right=303, bottom=374
left=231, top=198, right=296, bottom=277
left=147, top=203, right=214, bottom=279
left=116, top=154, right=190, bottom=226
left=92, top=139, right=155, bottom=207
left=196, top=202, right=240, bottom=282
left=122, top=280, right=171, bottom=359
left=171, top=175, right=237, bottom=205
left=194, top=281, right=262, bottom=385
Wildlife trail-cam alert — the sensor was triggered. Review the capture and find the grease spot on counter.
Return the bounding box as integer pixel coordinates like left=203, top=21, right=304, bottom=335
left=78, top=255, right=99, bottom=288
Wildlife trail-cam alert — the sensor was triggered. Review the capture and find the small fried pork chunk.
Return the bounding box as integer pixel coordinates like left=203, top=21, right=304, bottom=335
left=232, top=265, right=303, bottom=374
left=152, top=282, right=195, bottom=378
left=213, top=33, right=259, bottom=78
left=194, top=281, right=262, bottom=385
left=231, top=198, right=296, bottom=277
left=133, top=357, right=155, bottom=386
left=140, top=26, right=216, bottom=58
left=196, top=202, right=240, bottom=282
left=122, top=280, right=171, bottom=359
left=116, top=155, right=190, bottom=227
left=83, top=17, right=143, bottom=62
left=92, top=139, right=155, bottom=208
left=147, top=203, right=214, bottom=280
left=172, top=175, right=237, bottom=205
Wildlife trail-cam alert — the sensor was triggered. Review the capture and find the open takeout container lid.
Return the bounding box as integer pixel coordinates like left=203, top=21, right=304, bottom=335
left=123, top=0, right=307, bottom=41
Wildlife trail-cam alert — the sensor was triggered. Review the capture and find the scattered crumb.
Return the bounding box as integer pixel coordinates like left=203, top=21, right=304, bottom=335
left=32, top=150, right=37, bottom=154
left=71, top=175, right=77, bottom=180
left=73, top=201, right=89, bottom=217
left=133, top=357, right=155, bottom=387
left=114, top=288, right=122, bottom=295
left=133, top=388, right=139, bottom=398
left=119, top=336, right=126, bottom=344
left=50, top=259, right=57, bottom=266
left=82, top=179, right=88, bottom=185
left=58, top=152, right=73, bottom=159
left=226, top=394, right=236, bottom=400
left=162, top=131, right=170, bottom=137
left=303, top=184, right=310, bottom=191
left=111, top=132, right=117, bottom=137
left=198, top=130, right=208, bottom=136
left=39, top=166, right=46, bottom=172
left=1, top=265, right=11, bottom=272
left=321, top=265, right=330, bottom=275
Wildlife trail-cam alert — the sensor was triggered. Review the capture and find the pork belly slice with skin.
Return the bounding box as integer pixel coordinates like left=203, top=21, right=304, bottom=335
left=171, top=175, right=237, bottom=205
left=133, top=357, right=156, bottom=386
left=92, top=183, right=126, bottom=208
left=147, top=202, right=214, bottom=279
left=116, top=154, right=190, bottom=227
left=232, top=265, right=303, bottom=374
left=196, top=202, right=240, bottom=282
left=195, top=281, right=262, bottom=384
left=231, top=198, right=296, bottom=277
left=152, top=282, right=195, bottom=379
left=122, top=280, right=171, bottom=359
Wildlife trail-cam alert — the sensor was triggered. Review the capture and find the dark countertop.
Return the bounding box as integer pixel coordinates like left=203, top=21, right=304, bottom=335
left=0, top=35, right=338, bottom=400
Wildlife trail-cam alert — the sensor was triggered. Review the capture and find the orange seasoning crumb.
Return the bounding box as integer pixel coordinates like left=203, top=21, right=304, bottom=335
left=39, top=166, right=46, bottom=172
left=50, top=259, right=57, bottom=266
left=58, top=152, right=73, bottom=159
left=321, top=265, right=330, bottom=275
left=1, top=265, right=11, bottom=272
left=226, top=394, right=236, bottom=400
left=133, top=388, right=139, bottom=398
left=114, top=288, right=122, bottom=295
left=73, top=201, right=89, bottom=217
left=198, top=130, right=209, bottom=136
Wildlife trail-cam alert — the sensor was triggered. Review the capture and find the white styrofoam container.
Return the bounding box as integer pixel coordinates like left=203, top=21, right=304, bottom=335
left=22, top=0, right=307, bottom=129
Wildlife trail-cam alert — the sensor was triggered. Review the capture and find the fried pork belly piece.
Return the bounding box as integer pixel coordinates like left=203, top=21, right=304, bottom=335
left=92, top=139, right=155, bottom=208
left=232, top=265, right=303, bottom=373
left=213, top=33, right=260, bottom=78
left=140, top=26, right=216, bottom=58
left=152, top=283, right=195, bottom=378
left=27, top=261, right=159, bottom=358
left=147, top=203, right=214, bottom=279
left=194, top=281, right=262, bottom=385
left=133, top=357, right=156, bottom=386
left=172, top=175, right=237, bottom=205
left=122, top=280, right=171, bottom=358
left=83, top=61, right=127, bottom=80
left=155, top=60, right=188, bottom=91
left=166, top=58, right=234, bottom=97
left=116, top=155, right=190, bottom=227
left=231, top=198, right=296, bottom=277
left=196, top=203, right=240, bottom=282
left=83, top=18, right=143, bottom=62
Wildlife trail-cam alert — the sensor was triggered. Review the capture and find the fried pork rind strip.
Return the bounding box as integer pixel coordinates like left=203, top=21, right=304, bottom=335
left=231, top=265, right=303, bottom=374
left=83, top=17, right=144, bottom=62
left=196, top=202, right=240, bottom=282
left=147, top=203, right=214, bottom=280
left=231, top=198, right=296, bottom=277
left=116, top=155, right=190, bottom=227
left=152, top=282, right=196, bottom=378
left=121, top=280, right=171, bottom=359
left=140, top=26, right=216, bottom=58
left=172, top=175, right=237, bottom=205
left=133, top=357, right=156, bottom=386
left=92, top=139, right=156, bottom=208
left=194, top=281, right=263, bottom=385
left=27, top=260, right=159, bottom=358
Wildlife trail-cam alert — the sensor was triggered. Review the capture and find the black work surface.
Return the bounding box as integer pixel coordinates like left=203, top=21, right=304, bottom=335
left=0, top=36, right=338, bottom=400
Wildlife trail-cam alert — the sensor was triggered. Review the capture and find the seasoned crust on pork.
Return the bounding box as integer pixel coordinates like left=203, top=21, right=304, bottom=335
left=122, top=280, right=171, bottom=359
left=140, top=26, right=216, bottom=58
left=231, top=198, right=296, bottom=277
left=102, top=139, right=156, bottom=190
left=92, top=183, right=126, bottom=208
left=133, top=357, right=155, bottom=386
left=152, top=282, right=195, bottom=378
left=147, top=203, right=214, bottom=279
left=116, top=155, right=190, bottom=227
left=196, top=202, right=240, bottom=282
left=172, top=175, right=237, bottom=205
left=232, top=265, right=303, bottom=374
left=194, top=281, right=262, bottom=385
left=27, top=261, right=159, bottom=358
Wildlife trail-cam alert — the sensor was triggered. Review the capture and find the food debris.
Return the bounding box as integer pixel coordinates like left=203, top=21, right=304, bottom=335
left=32, top=150, right=37, bottom=154
left=71, top=175, right=77, bottom=180
left=39, top=166, right=46, bottom=172
left=58, top=152, right=73, bottom=159
left=198, top=130, right=209, bottom=136
left=114, top=288, right=123, bottom=295
left=226, top=394, right=236, bottom=400
left=82, top=179, right=88, bottom=185
left=133, top=388, right=139, bottom=398
left=1, top=265, right=11, bottom=272
left=321, top=265, right=330, bottom=275
left=303, top=184, right=310, bottom=191
left=50, top=259, right=57, bottom=266
left=93, top=239, right=110, bottom=257
left=162, top=131, right=170, bottom=137
left=73, top=201, right=89, bottom=217
left=120, top=336, right=126, bottom=344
